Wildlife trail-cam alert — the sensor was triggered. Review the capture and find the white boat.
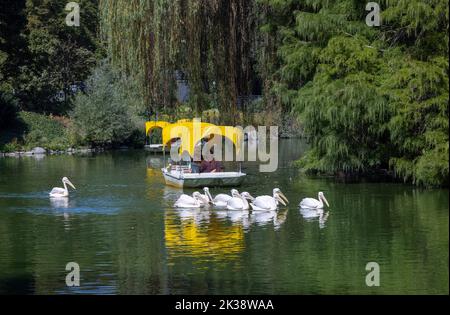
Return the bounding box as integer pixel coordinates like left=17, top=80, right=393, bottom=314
left=162, top=166, right=246, bottom=188
left=145, top=139, right=180, bottom=153
left=145, top=144, right=168, bottom=152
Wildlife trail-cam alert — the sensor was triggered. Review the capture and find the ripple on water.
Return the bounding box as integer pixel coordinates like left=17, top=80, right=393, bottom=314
left=0, top=144, right=448, bottom=294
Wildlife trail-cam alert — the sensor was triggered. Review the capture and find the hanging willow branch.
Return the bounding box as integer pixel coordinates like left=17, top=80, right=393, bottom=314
left=99, top=0, right=259, bottom=123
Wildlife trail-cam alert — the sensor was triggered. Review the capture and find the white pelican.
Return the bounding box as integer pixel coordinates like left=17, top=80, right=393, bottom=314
left=203, top=187, right=237, bottom=207
left=200, top=187, right=212, bottom=205
left=174, top=192, right=208, bottom=208
left=197, top=188, right=212, bottom=206
left=250, top=188, right=289, bottom=211
left=299, top=191, right=330, bottom=209
left=226, top=191, right=254, bottom=210
left=49, top=177, right=76, bottom=198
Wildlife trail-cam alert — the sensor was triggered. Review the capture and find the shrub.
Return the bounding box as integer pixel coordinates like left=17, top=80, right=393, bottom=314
left=1, top=138, right=21, bottom=152
left=18, top=111, right=70, bottom=150
left=70, top=61, right=145, bottom=146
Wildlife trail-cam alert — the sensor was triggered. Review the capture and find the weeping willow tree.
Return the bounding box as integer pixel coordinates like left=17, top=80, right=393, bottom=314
left=99, top=0, right=259, bottom=124
left=98, top=0, right=448, bottom=185
left=260, top=0, right=448, bottom=186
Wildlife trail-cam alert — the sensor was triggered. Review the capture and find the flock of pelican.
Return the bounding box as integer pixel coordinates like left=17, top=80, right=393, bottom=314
left=174, top=187, right=289, bottom=210
left=48, top=177, right=331, bottom=214
left=174, top=186, right=330, bottom=212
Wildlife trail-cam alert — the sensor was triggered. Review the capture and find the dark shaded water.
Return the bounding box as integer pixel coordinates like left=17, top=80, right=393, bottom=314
left=0, top=139, right=448, bottom=294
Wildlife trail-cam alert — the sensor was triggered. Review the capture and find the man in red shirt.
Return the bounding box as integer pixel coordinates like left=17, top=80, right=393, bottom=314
left=199, top=157, right=223, bottom=173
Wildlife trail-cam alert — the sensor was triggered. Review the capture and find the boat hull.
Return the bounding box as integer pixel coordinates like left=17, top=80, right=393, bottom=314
left=144, top=144, right=170, bottom=153
left=162, top=169, right=246, bottom=188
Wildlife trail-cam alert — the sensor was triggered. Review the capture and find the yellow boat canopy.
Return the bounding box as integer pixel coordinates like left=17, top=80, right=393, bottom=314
left=146, top=119, right=244, bottom=157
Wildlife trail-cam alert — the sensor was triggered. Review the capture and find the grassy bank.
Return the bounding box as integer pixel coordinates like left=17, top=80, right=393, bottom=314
left=0, top=111, right=71, bottom=152
left=0, top=111, right=144, bottom=153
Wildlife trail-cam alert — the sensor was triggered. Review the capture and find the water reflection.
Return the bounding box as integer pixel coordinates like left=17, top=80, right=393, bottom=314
left=226, top=209, right=251, bottom=228
left=165, top=209, right=245, bottom=263
left=245, top=209, right=289, bottom=230
left=146, top=156, right=164, bottom=169
left=273, top=209, right=288, bottom=230
left=0, top=140, right=446, bottom=294
left=299, top=208, right=330, bottom=229
left=175, top=208, right=211, bottom=224
left=49, top=197, right=69, bottom=209
left=62, top=212, right=71, bottom=231
left=164, top=195, right=290, bottom=265
left=48, top=198, right=73, bottom=230
left=251, top=210, right=275, bottom=226
left=146, top=167, right=166, bottom=201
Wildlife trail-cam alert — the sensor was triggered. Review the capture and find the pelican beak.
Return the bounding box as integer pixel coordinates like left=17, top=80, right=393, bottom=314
left=277, top=195, right=287, bottom=206
left=279, top=191, right=289, bottom=204
left=323, top=196, right=330, bottom=207
left=67, top=180, right=76, bottom=190
left=247, top=194, right=255, bottom=201
left=205, top=189, right=213, bottom=203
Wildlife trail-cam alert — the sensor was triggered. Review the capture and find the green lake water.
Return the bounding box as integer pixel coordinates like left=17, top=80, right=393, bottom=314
left=0, top=139, right=448, bottom=294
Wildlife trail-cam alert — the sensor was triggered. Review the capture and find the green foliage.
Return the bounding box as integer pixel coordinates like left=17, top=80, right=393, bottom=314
left=262, top=0, right=449, bottom=186
left=99, top=0, right=259, bottom=124
left=384, top=55, right=449, bottom=186
left=1, top=138, right=21, bottom=152
left=70, top=61, right=145, bottom=146
left=1, top=0, right=448, bottom=187
left=202, top=109, right=220, bottom=124
left=0, top=0, right=102, bottom=115
left=0, top=0, right=27, bottom=91
left=1, top=110, right=71, bottom=152
left=18, top=111, right=70, bottom=150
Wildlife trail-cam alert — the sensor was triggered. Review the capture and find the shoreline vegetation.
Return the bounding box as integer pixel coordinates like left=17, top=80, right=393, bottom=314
left=0, top=0, right=448, bottom=187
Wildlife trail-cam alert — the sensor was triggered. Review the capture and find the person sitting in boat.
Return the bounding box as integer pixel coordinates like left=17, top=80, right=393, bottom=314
left=200, top=157, right=223, bottom=173
left=199, top=147, right=223, bottom=173
left=191, top=162, right=200, bottom=173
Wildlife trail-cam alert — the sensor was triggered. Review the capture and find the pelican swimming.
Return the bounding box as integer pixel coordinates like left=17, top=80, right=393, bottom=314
left=49, top=177, right=76, bottom=198
left=203, top=187, right=237, bottom=207
left=197, top=188, right=212, bottom=206
left=174, top=192, right=209, bottom=208
left=250, top=188, right=289, bottom=211
left=200, top=187, right=212, bottom=205
left=299, top=191, right=330, bottom=209
left=226, top=191, right=254, bottom=210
